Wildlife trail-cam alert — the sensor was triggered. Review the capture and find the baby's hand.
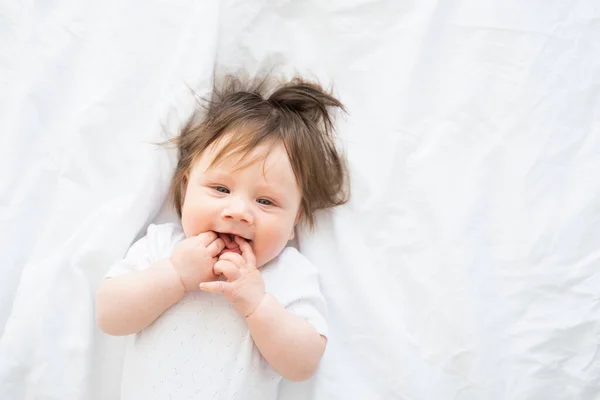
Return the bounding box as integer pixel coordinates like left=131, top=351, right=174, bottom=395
left=170, top=231, right=225, bottom=292
left=199, top=236, right=265, bottom=317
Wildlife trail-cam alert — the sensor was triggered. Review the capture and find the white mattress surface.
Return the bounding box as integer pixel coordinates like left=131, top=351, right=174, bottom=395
left=1, top=1, right=599, bottom=399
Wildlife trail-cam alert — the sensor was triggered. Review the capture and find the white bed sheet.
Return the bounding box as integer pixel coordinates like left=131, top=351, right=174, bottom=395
left=1, top=0, right=600, bottom=399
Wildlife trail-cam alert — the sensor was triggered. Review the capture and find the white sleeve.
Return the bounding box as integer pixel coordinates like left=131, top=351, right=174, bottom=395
left=264, top=248, right=329, bottom=337
left=103, top=223, right=185, bottom=279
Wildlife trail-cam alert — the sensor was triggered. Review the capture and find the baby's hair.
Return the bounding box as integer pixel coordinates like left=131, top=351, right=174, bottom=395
left=168, top=73, right=350, bottom=229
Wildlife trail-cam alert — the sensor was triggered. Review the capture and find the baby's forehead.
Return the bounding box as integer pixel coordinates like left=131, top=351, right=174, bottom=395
left=200, top=138, right=296, bottom=182
left=207, top=128, right=284, bottom=162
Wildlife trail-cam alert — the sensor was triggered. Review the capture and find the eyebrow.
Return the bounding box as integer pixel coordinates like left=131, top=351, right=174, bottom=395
left=255, top=182, right=287, bottom=197
left=203, top=168, right=230, bottom=178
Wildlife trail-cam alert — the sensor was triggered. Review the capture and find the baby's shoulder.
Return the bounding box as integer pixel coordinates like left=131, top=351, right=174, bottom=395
left=140, top=222, right=185, bottom=260
left=261, top=246, right=325, bottom=309
left=265, top=246, right=313, bottom=272
left=144, top=222, right=185, bottom=240
left=262, top=247, right=319, bottom=285
left=105, top=222, right=185, bottom=278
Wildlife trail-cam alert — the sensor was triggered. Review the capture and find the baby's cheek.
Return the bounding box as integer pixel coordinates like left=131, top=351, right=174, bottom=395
left=181, top=205, right=209, bottom=237
left=256, top=228, right=291, bottom=267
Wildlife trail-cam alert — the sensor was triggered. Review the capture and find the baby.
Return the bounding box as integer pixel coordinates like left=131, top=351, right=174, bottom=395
left=96, top=74, right=349, bottom=399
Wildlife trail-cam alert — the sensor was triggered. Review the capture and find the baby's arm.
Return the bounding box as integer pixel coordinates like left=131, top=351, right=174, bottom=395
left=96, top=259, right=185, bottom=336
left=246, top=295, right=326, bottom=382
left=199, top=236, right=326, bottom=381
left=96, top=231, right=224, bottom=336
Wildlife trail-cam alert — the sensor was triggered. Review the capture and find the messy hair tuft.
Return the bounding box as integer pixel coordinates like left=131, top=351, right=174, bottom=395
left=167, top=73, right=350, bottom=229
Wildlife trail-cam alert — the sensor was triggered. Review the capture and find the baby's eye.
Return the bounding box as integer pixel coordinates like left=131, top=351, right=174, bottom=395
left=215, top=186, right=230, bottom=194
left=257, top=198, right=272, bottom=206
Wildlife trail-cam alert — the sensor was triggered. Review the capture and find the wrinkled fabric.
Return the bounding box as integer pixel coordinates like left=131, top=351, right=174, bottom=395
left=1, top=0, right=599, bottom=399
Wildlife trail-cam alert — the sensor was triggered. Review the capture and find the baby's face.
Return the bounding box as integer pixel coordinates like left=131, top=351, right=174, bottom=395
left=181, top=134, right=302, bottom=268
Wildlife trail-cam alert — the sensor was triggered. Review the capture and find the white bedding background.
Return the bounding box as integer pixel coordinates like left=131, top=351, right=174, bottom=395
left=1, top=0, right=600, bottom=399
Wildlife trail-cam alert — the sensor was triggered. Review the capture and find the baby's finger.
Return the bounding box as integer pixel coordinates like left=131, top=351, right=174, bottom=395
left=219, top=233, right=235, bottom=248
left=234, top=236, right=256, bottom=267
left=213, top=259, right=241, bottom=281
left=218, top=251, right=245, bottom=266
left=195, top=231, right=217, bottom=246
left=199, top=281, right=230, bottom=295
left=207, top=238, right=225, bottom=256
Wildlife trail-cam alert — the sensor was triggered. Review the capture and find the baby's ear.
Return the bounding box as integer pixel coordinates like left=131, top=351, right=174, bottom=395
left=180, top=176, right=188, bottom=200
left=294, top=208, right=304, bottom=225
left=289, top=209, right=304, bottom=240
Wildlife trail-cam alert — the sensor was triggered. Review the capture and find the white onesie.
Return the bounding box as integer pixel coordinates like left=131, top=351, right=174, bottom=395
left=105, top=223, right=328, bottom=400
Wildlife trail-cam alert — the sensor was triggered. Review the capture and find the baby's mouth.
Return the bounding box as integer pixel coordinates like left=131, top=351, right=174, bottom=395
left=217, top=233, right=252, bottom=256
left=220, top=232, right=252, bottom=243
left=219, top=248, right=242, bottom=256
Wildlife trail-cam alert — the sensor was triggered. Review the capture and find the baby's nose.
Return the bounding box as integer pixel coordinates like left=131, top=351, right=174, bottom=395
left=221, top=198, right=254, bottom=224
